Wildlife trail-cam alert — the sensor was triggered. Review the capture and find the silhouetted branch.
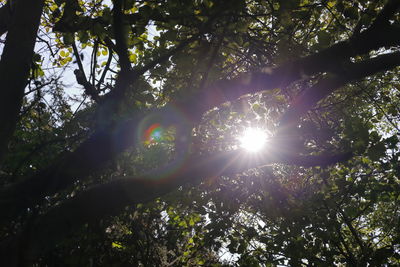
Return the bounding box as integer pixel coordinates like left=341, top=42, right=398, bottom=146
left=0, top=0, right=44, bottom=163
left=72, top=41, right=99, bottom=101
left=112, top=0, right=131, bottom=73
left=97, top=46, right=113, bottom=89
left=1, top=4, right=400, bottom=228
left=279, top=52, right=400, bottom=127
left=0, top=146, right=352, bottom=261
left=370, top=0, right=400, bottom=29
left=0, top=3, right=12, bottom=36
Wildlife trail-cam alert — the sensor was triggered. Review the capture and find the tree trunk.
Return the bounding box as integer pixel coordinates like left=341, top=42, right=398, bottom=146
left=0, top=0, right=44, bottom=164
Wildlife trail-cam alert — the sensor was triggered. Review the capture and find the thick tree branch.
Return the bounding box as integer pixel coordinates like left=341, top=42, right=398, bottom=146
left=198, top=27, right=226, bottom=90
left=279, top=52, right=400, bottom=126
left=112, top=0, right=131, bottom=74
left=0, top=1, right=397, bottom=265
left=0, top=2, right=12, bottom=36
left=0, top=0, right=44, bottom=163
left=369, top=0, right=400, bottom=30
left=1, top=9, right=400, bottom=225
left=177, top=24, right=400, bottom=121
left=99, top=34, right=200, bottom=108
left=1, top=146, right=351, bottom=262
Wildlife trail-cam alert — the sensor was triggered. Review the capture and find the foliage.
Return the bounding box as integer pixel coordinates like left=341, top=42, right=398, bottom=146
left=0, top=0, right=399, bottom=266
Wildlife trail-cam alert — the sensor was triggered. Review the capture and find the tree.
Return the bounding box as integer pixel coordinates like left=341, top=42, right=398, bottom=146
left=0, top=0, right=399, bottom=265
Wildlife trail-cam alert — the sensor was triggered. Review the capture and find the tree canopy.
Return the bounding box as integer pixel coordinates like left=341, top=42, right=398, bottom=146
left=0, top=0, right=399, bottom=266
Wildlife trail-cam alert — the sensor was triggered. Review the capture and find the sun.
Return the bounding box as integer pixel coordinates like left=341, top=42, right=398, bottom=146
left=239, top=128, right=268, bottom=152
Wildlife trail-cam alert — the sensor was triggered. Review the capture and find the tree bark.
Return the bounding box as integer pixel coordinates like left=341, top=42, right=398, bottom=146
left=0, top=0, right=44, bottom=163
left=1, top=20, right=400, bottom=225
left=1, top=147, right=352, bottom=262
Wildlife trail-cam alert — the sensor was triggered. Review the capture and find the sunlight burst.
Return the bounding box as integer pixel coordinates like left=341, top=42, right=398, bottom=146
left=239, top=128, right=268, bottom=152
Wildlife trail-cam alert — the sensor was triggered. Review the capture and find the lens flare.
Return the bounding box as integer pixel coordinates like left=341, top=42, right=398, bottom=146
left=143, top=123, right=163, bottom=144
left=239, top=128, right=267, bottom=152
left=135, top=105, right=192, bottom=181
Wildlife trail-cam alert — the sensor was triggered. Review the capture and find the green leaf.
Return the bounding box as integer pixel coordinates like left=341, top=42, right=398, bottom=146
left=78, top=31, right=89, bottom=43
left=368, top=142, right=386, bottom=161
left=62, top=33, right=74, bottom=45
left=129, top=53, right=137, bottom=63
left=189, top=217, right=195, bottom=226
left=317, top=31, right=332, bottom=47
left=111, top=242, right=124, bottom=249
left=343, top=6, right=359, bottom=19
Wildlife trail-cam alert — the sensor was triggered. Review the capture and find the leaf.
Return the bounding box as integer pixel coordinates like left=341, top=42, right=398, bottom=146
left=78, top=31, right=89, bottom=43
left=317, top=31, right=332, bottom=47
left=32, top=53, right=42, bottom=62
left=343, top=6, right=359, bottom=19
left=62, top=33, right=74, bottom=45
left=129, top=53, right=137, bottom=63
left=111, top=242, right=124, bottom=249
left=368, top=142, right=386, bottom=161
left=189, top=217, right=195, bottom=226
left=327, top=1, right=336, bottom=8
left=178, top=220, right=187, bottom=227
